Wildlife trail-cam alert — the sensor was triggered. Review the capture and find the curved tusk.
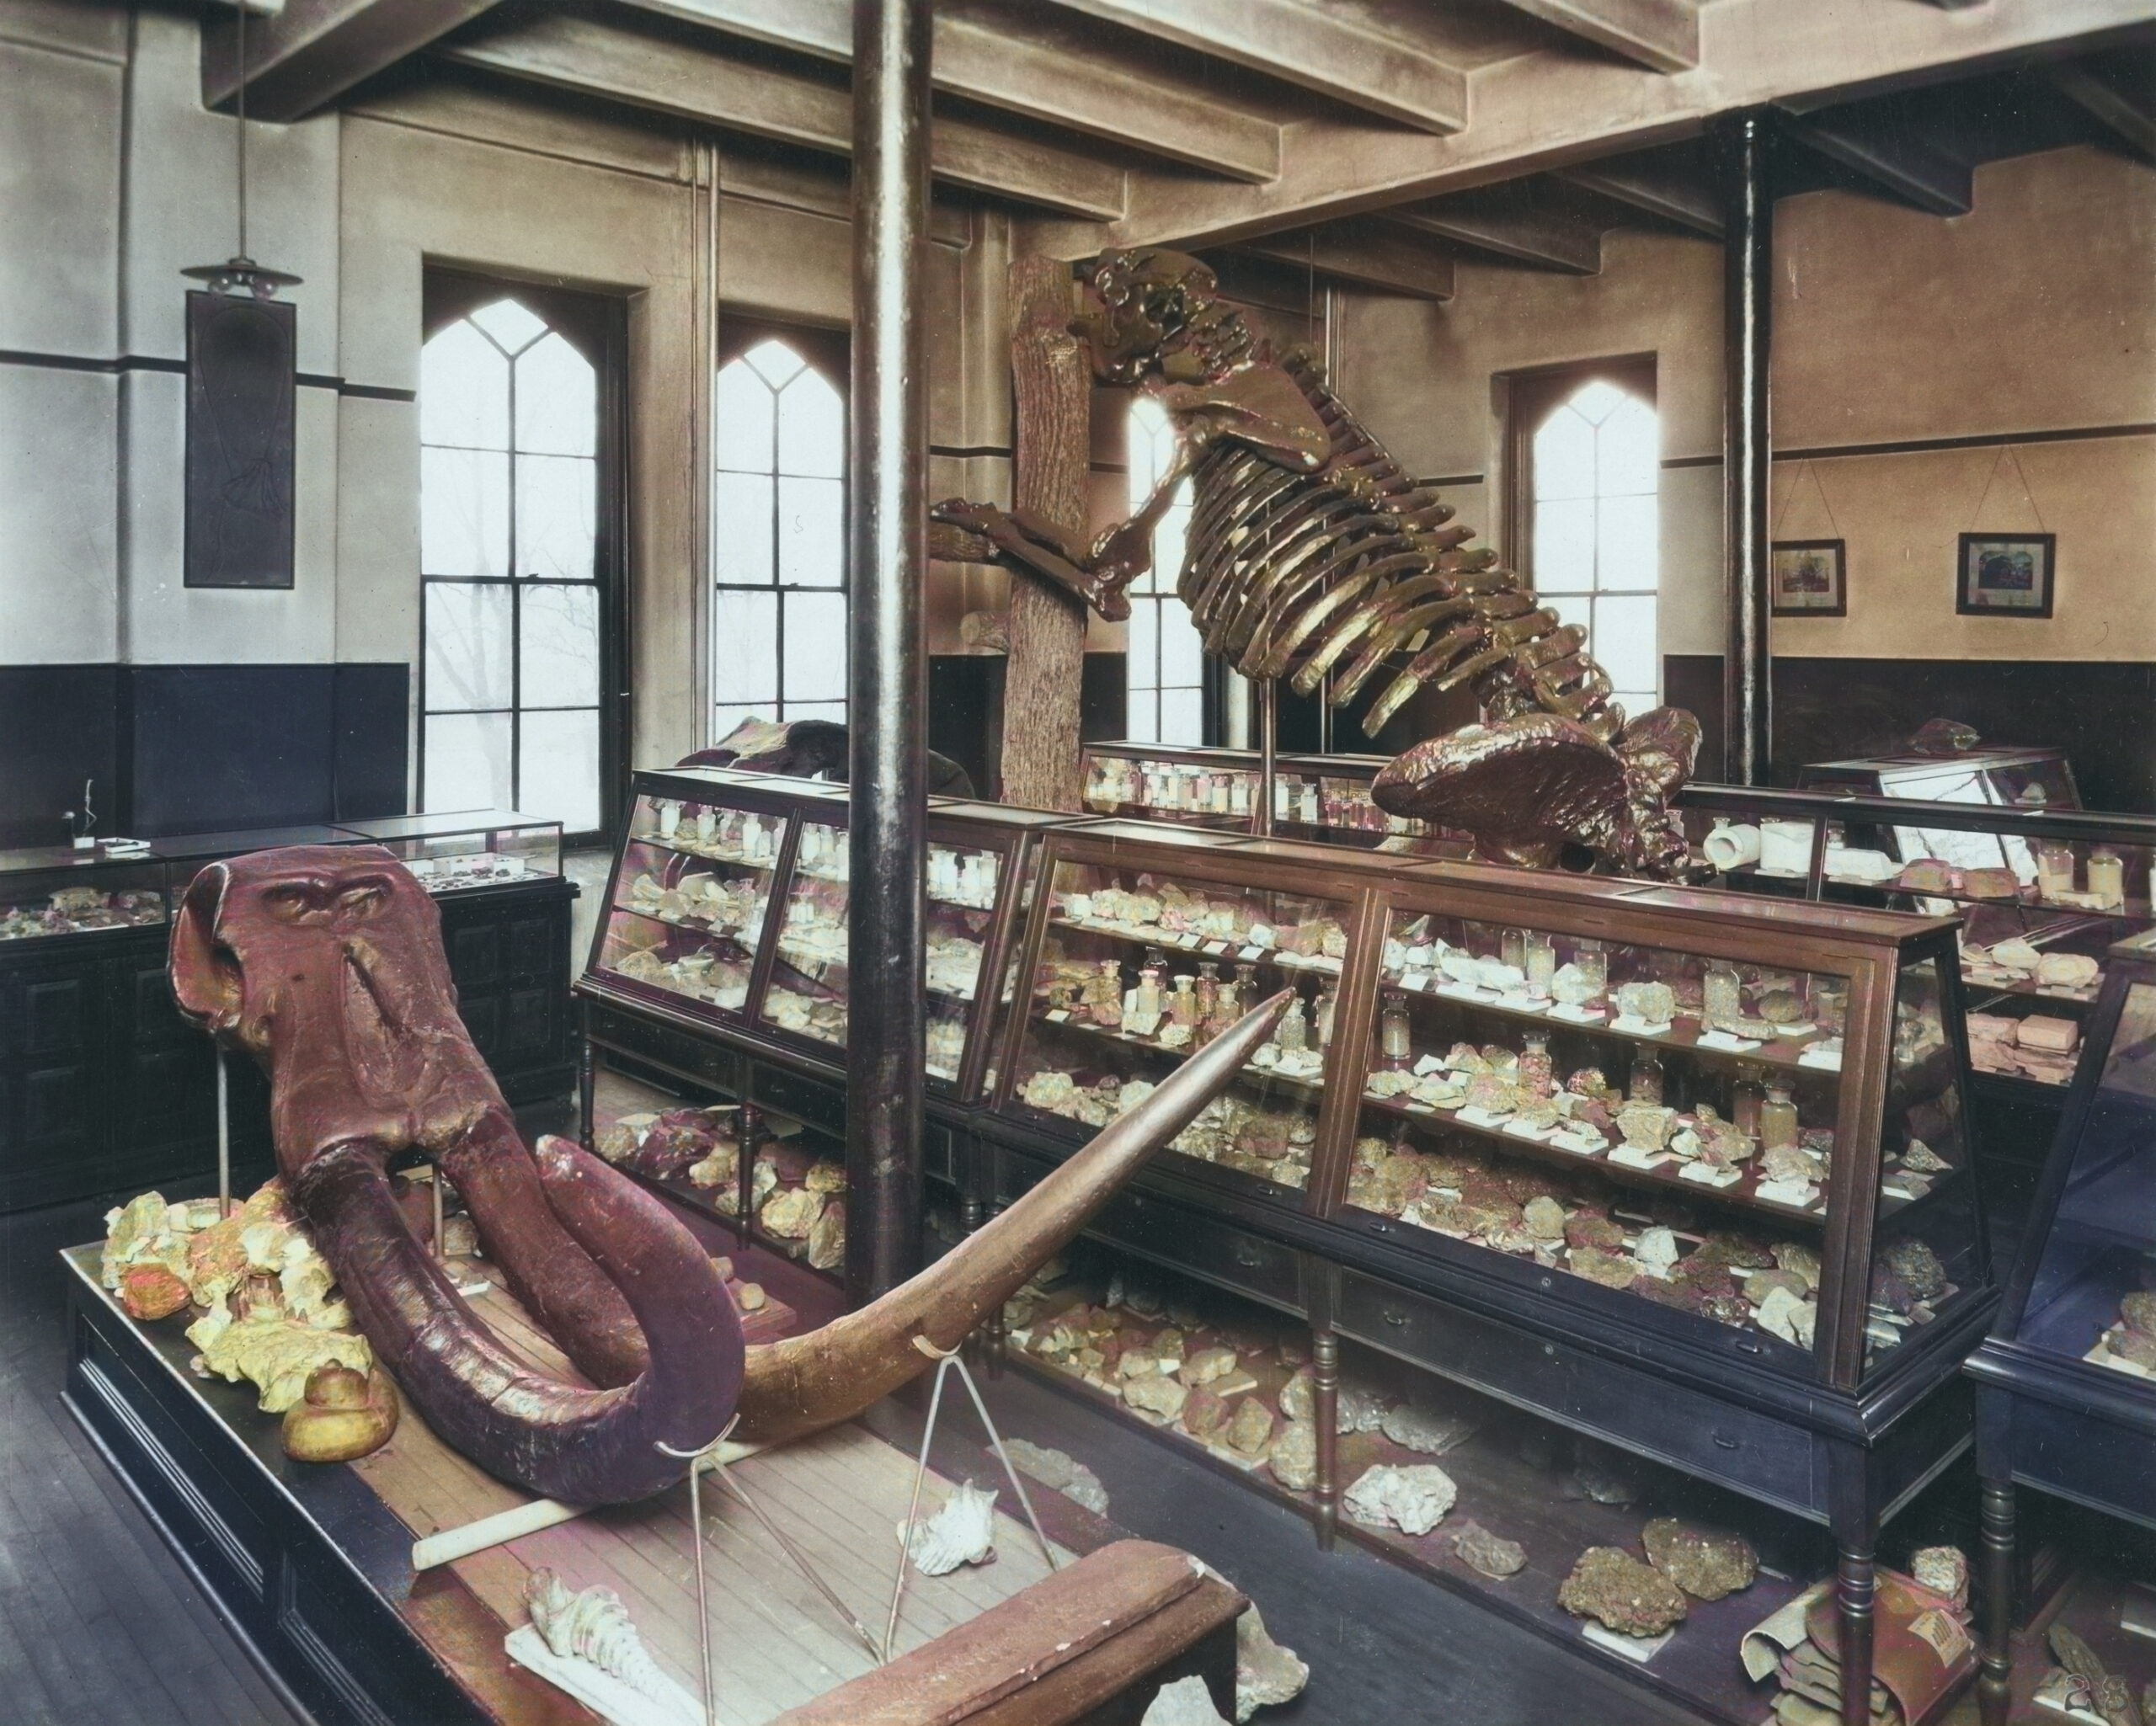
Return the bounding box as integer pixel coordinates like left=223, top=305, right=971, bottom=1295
left=731, top=988, right=1292, bottom=1449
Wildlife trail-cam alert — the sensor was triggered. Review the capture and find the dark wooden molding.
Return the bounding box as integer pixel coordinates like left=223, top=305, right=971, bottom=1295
left=1556, top=161, right=1725, bottom=237
left=1779, top=106, right=1973, bottom=216
left=202, top=0, right=505, bottom=122
left=1387, top=202, right=1602, bottom=275
left=1235, top=226, right=1456, bottom=301
left=1485, top=0, right=1698, bottom=72
left=2042, top=58, right=2156, bottom=160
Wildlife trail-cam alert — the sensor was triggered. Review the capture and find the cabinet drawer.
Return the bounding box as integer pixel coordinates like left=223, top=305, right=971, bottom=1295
left=1337, top=1271, right=1817, bottom=1512
left=586, top=1002, right=744, bottom=1094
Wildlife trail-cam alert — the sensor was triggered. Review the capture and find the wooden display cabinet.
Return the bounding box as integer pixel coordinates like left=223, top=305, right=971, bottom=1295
left=1967, top=927, right=2156, bottom=1726
left=979, top=819, right=1994, bottom=1726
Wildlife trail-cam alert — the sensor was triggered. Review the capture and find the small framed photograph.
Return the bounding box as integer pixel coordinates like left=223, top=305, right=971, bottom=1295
left=1769, top=540, right=1846, bottom=617
left=1956, top=533, right=2055, bottom=618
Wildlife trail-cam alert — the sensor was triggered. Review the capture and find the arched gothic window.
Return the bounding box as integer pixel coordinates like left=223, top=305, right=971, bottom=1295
left=710, top=334, right=848, bottom=739
left=1523, top=374, right=1660, bottom=720
left=1124, top=395, right=1204, bottom=743
left=419, top=295, right=604, bottom=834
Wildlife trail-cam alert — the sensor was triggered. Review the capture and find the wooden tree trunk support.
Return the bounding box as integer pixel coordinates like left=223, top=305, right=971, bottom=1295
left=997, top=255, right=1091, bottom=813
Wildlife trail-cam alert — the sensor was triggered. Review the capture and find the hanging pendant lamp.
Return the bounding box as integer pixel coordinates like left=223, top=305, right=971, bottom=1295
left=181, top=0, right=302, bottom=298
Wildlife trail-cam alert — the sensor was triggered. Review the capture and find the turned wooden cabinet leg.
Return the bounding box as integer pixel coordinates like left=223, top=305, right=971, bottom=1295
left=1312, top=1327, right=1340, bottom=1553
left=735, top=1105, right=759, bottom=1252
left=1979, top=1478, right=2017, bottom=1726
left=577, top=1022, right=596, bottom=1148
left=1837, top=1540, right=1878, bottom=1726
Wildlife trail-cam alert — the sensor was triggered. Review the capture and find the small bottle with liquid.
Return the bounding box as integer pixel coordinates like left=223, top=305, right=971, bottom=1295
left=1731, top=1064, right=1766, bottom=1139
left=1501, top=926, right=1529, bottom=973
left=1380, top=992, right=1413, bottom=1069
left=2037, top=841, right=2077, bottom=901
left=1193, top=962, right=1221, bottom=1046
left=1278, top=993, right=1310, bottom=1054
left=1760, top=1083, right=1800, bottom=1150
left=1527, top=935, right=1557, bottom=1001
left=1518, top=1031, right=1555, bottom=1097
left=1628, top=1045, right=1665, bottom=1105
left=2089, top=846, right=2126, bottom=910
left=1315, top=980, right=1339, bottom=1050
left=1703, top=960, right=1742, bottom=1031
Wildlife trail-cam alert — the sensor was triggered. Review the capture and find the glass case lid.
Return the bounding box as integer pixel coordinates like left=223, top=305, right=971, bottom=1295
left=0, top=842, right=159, bottom=876
left=334, top=808, right=560, bottom=840
left=150, top=823, right=355, bottom=860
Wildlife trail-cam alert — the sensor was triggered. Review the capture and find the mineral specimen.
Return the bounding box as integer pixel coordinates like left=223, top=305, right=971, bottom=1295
left=1344, top=1463, right=1457, bottom=1536
left=1144, top=1675, right=1231, bottom=1726
left=1181, top=1345, right=1241, bottom=1387
left=1882, top=1237, right=1949, bottom=1301
left=898, top=1480, right=999, bottom=1574
left=1912, top=1545, right=1969, bottom=1611
left=1452, top=1521, right=1527, bottom=1580
left=1234, top=1606, right=1310, bottom=1722
left=1225, top=1397, right=1278, bottom=1458
left=1001, top=1438, right=1109, bottom=1516
left=1124, top=1372, right=1189, bottom=1422
left=1566, top=1248, right=1641, bottom=1290
left=1641, top=1518, right=1757, bottom=1601
left=120, top=1261, right=192, bottom=1320
left=1523, top=1196, right=1567, bottom=1241
left=1381, top=1401, right=1476, bottom=1455
left=1557, top=1548, right=1689, bottom=1637
left=760, top=1185, right=825, bottom=1239
left=1269, top=1420, right=1318, bottom=1491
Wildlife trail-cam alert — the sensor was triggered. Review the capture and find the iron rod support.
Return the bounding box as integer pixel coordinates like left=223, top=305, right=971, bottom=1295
left=1721, top=109, right=1774, bottom=786
left=846, top=0, right=933, bottom=1302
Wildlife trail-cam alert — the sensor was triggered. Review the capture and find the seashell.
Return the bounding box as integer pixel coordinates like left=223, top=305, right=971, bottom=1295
left=526, top=1569, right=677, bottom=1706
left=1344, top=1462, right=1457, bottom=1536
left=897, top=1480, right=999, bottom=1575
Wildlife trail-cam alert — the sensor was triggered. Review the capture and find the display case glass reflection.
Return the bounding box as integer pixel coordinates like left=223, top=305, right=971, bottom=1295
left=597, top=791, right=787, bottom=1015
left=334, top=810, right=562, bottom=892
left=1009, top=856, right=1352, bottom=1193
left=0, top=846, right=167, bottom=942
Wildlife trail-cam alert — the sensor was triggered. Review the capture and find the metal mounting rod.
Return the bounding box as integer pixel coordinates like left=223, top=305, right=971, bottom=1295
left=1721, top=109, right=1774, bottom=786
left=846, top=0, right=933, bottom=1302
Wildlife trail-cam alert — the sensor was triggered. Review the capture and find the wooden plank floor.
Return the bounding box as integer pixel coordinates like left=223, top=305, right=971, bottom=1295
left=0, top=1181, right=302, bottom=1726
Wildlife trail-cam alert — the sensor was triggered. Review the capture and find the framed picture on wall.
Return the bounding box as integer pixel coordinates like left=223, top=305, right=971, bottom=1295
left=1956, top=533, right=2055, bottom=618
left=1769, top=540, right=1846, bottom=617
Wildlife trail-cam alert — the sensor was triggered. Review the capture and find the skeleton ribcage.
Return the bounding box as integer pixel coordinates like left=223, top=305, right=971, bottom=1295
left=1173, top=354, right=1620, bottom=743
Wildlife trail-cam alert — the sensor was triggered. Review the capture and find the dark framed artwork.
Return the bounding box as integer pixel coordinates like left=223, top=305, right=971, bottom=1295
left=1956, top=532, right=2055, bottom=619
left=185, top=289, right=296, bottom=589
left=1769, top=539, right=1846, bottom=617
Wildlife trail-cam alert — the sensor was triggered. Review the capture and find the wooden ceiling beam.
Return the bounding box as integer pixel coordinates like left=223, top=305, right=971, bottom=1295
left=440, top=13, right=1127, bottom=221
left=202, top=0, right=504, bottom=121
left=1234, top=226, right=1457, bottom=301
left=1387, top=203, right=1603, bottom=273
left=1555, top=160, right=1723, bottom=237
left=1486, top=0, right=1699, bottom=73
left=1779, top=108, right=1974, bottom=214
left=1037, top=0, right=1470, bottom=134
left=617, top=0, right=1280, bottom=182
left=2044, top=58, right=2156, bottom=158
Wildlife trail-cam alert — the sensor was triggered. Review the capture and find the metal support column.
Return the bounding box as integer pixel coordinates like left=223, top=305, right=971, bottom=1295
left=846, top=0, right=932, bottom=1303
left=1721, top=109, right=1774, bottom=786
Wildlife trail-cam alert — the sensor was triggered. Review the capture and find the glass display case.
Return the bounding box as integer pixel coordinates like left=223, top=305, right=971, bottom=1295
left=332, top=811, right=563, bottom=892
left=579, top=769, right=1067, bottom=1101
left=988, top=823, right=1987, bottom=1397
left=1079, top=742, right=1444, bottom=850
left=0, top=844, right=167, bottom=943
left=1678, top=785, right=2156, bottom=1100
left=1798, top=746, right=2080, bottom=811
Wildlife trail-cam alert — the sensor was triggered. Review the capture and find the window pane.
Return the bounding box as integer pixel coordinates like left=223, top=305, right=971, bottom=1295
left=777, top=366, right=845, bottom=479
left=713, top=472, right=775, bottom=586
left=778, top=476, right=844, bottom=588
left=519, top=708, right=600, bottom=833
left=1534, top=406, right=1597, bottom=502
left=1127, top=597, right=1160, bottom=695
left=784, top=700, right=846, bottom=727
left=712, top=702, right=766, bottom=740
left=1126, top=685, right=1159, bottom=744
left=1598, top=395, right=1658, bottom=496
left=1593, top=594, right=1657, bottom=694
left=1160, top=599, right=1204, bottom=689
left=1147, top=486, right=1192, bottom=597
left=520, top=582, right=600, bottom=708
left=715, top=359, right=775, bottom=473
left=1545, top=591, right=1594, bottom=640
left=1571, top=379, right=1629, bottom=426
left=1533, top=498, right=1595, bottom=590
left=515, top=332, right=596, bottom=458
left=424, top=581, right=513, bottom=711
left=419, top=322, right=509, bottom=450
left=744, top=338, right=806, bottom=389
left=1160, top=685, right=1204, bottom=746
left=782, top=590, right=848, bottom=704
left=424, top=710, right=511, bottom=813
left=1596, top=493, right=1658, bottom=592
left=1613, top=691, right=1658, bottom=721
left=712, top=590, right=778, bottom=706
left=421, top=446, right=509, bottom=577
left=515, top=452, right=595, bottom=580
left=469, top=298, right=548, bottom=355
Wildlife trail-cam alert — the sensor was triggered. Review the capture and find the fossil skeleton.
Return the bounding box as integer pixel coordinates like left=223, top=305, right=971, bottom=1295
left=937, top=248, right=1700, bottom=876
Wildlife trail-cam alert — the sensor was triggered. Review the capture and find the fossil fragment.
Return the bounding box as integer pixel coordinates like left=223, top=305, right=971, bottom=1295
left=1558, top=1547, right=1689, bottom=1637
left=1641, top=1518, right=1757, bottom=1601
left=1344, top=1463, right=1457, bottom=1537
left=1452, top=1521, right=1527, bottom=1580
left=526, top=1569, right=677, bottom=1709
left=898, top=1480, right=999, bottom=1575
left=282, top=1363, right=401, bottom=1463
left=806, top=1199, right=846, bottom=1271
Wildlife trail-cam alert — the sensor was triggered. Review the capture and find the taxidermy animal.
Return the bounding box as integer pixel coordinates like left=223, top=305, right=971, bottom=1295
left=935, top=248, right=1699, bottom=876
left=172, top=846, right=1285, bottom=1503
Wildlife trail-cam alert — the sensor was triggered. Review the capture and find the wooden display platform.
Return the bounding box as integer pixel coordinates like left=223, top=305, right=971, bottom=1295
left=62, top=1245, right=1233, bottom=1726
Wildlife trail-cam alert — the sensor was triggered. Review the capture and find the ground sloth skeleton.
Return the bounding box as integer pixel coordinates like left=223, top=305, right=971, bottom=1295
left=937, top=248, right=1700, bottom=878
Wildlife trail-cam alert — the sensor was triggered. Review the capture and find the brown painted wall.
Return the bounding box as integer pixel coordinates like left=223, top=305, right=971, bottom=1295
left=1333, top=145, right=2156, bottom=672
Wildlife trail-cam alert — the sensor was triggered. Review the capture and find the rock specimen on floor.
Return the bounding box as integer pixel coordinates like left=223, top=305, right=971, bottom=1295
left=1144, top=1675, right=1231, bottom=1726
left=1001, top=1438, right=1108, bottom=1516
left=1234, top=1606, right=1310, bottom=1722
left=898, top=1481, right=998, bottom=1575
left=1124, top=1372, right=1190, bottom=1422
left=1911, top=1544, right=1969, bottom=1611
left=1641, top=1517, right=1757, bottom=1601
left=1268, top=1419, right=1317, bottom=1491
left=1225, top=1396, right=1278, bottom=1459
left=1557, top=1547, right=1689, bottom=1637
left=1451, top=1521, right=1527, bottom=1580
left=1344, top=1463, right=1458, bottom=1537
left=1380, top=1400, right=1476, bottom=1455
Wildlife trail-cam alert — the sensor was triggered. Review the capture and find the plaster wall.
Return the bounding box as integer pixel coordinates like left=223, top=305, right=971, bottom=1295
left=1336, top=145, right=2156, bottom=674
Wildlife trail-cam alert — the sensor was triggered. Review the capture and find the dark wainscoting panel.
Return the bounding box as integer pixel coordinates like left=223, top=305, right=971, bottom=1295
left=0, top=665, right=122, bottom=848
left=332, top=663, right=411, bottom=821
left=1665, top=657, right=2156, bottom=811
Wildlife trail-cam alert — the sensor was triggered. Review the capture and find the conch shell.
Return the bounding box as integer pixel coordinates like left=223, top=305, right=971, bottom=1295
left=282, top=1363, right=400, bottom=1462
left=526, top=1569, right=675, bottom=1707
left=897, top=1480, right=999, bottom=1575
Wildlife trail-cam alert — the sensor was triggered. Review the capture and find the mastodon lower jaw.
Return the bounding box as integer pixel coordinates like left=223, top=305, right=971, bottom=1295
left=728, top=988, right=1292, bottom=1449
